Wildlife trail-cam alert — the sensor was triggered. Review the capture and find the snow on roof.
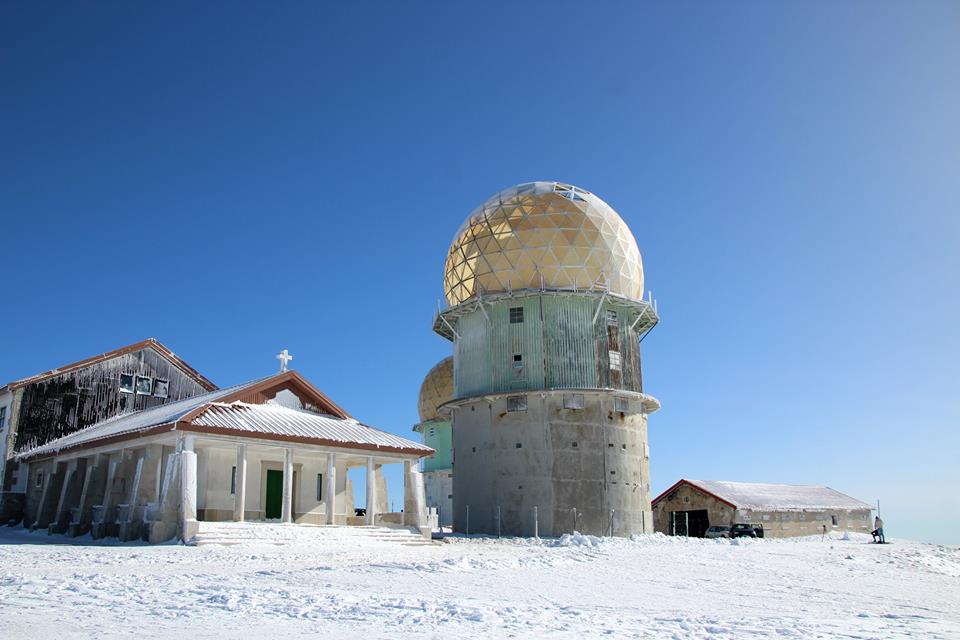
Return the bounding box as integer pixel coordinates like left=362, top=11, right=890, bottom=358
left=682, top=479, right=872, bottom=512
left=17, top=375, right=434, bottom=460
left=16, top=377, right=274, bottom=459
left=191, top=402, right=432, bottom=455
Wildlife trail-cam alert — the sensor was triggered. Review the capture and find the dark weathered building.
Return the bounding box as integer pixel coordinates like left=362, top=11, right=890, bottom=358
left=0, top=338, right=216, bottom=497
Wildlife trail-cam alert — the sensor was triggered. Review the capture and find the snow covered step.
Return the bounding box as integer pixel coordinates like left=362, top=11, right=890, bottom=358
left=189, top=522, right=436, bottom=548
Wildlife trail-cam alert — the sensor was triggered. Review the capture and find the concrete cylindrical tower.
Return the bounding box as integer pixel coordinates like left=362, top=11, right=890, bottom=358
left=413, top=357, right=454, bottom=526
left=434, top=181, right=660, bottom=537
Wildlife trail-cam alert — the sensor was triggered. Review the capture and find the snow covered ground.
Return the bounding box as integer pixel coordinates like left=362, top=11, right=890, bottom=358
left=1, top=524, right=958, bottom=639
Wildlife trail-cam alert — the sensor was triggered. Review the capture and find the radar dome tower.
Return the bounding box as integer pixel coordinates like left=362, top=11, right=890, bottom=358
left=433, top=182, right=660, bottom=537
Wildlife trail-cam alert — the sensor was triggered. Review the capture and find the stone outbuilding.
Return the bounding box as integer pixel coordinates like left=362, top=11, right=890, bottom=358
left=652, top=479, right=873, bottom=538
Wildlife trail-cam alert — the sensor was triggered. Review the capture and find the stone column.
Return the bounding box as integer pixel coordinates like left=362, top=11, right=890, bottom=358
left=91, top=452, right=124, bottom=539
left=178, top=450, right=198, bottom=543
left=52, top=458, right=87, bottom=534
left=365, top=456, right=376, bottom=526
left=69, top=457, right=103, bottom=537
left=403, top=460, right=411, bottom=526
left=325, top=452, right=337, bottom=525
left=117, top=453, right=147, bottom=541
left=281, top=447, right=293, bottom=524
left=33, top=462, right=66, bottom=530
left=403, top=460, right=427, bottom=533
left=234, top=444, right=247, bottom=522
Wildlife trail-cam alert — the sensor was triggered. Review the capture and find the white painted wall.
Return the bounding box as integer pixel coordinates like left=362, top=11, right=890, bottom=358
left=196, top=446, right=355, bottom=523
left=0, top=389, right=12, bottom=487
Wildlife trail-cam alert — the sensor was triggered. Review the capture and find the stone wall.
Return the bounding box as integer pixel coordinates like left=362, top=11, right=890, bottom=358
left=423, top=469, right=453, bottom=526
left=653, top=483, right=873, bottom=538
left=652, top=483, right=735, bottom=535
left=452, top=391, right=652, bottom=537
left=734, top=508, right=872, bottom=537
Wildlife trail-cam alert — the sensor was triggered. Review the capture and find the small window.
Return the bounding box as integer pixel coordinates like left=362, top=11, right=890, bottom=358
left=762, top=515, right=771, bottom=521
left=153, top=379, right=169, bottom=398
left=563, top=393, right=585, bottom=409
left=831, top=515, right=838, bottom=526
left=609, top=351, right=622, bottom=371
left=513, top=354, right=523, bottom=368
left=0, top=406, right=6, bottom=429
left=507, top=395, right=527, bottom=412
left=447, top=494, right=453, bottom=499
left=35, top=470, right=43, bottom=488
left=135, top=375, right=153, bottom=395
left=316, top=473, right=323, bottom=501
left=230, top=466, right=236, bottom=494
left=606, top=309, right=618, bottom=326
left=119, top=373, right=135, bottom=394
left=515, top=442, right=522, bottom=448
left=614, top=397, right=629, bottom=412
left=509, top=307, right=524, bottom=323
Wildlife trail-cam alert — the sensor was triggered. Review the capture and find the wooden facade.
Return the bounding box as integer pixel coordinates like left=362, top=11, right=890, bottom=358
left=2, top=340, right=214, bottom=490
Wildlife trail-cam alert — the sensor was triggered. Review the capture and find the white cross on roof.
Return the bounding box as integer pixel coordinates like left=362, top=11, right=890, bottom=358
left=276, top=349, right=294, bottom=373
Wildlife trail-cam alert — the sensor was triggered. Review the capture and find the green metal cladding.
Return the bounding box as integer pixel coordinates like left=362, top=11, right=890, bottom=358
left=416, top=420, right=452, bottom=472
left=452, top=293, right=646, bottom=399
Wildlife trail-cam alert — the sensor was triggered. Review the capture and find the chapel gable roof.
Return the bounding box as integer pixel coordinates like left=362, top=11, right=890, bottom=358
left=16, top=370, right=432, bottom=460
left=0, top=338, right=216, bottom=393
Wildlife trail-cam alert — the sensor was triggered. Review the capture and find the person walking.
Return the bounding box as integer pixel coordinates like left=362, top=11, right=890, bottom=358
left=874, top=515, right=885, bottom=543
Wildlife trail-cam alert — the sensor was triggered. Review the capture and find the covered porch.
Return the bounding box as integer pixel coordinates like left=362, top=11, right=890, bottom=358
left=190, top=432, right=423, bottom=528
left=15, top=371, right=435, bottom=543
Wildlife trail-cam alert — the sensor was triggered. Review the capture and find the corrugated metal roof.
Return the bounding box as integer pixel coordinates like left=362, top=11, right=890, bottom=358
left=17, top=376, right=433, bottom=460
left=685, top=479, right=872, bottom=511
left=16, top=376, right=275, bottom=459
left=191, top=402, right=432, bottom=454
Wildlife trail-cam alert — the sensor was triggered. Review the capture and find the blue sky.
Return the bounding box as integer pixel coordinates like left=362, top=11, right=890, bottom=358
left=2, top=2, right=957, bottom=544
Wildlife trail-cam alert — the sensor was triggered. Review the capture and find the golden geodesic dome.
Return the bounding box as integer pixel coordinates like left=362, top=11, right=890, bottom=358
left=417, top=356, right=454, bottom=422
left=443, top=182, right=644, bottom=306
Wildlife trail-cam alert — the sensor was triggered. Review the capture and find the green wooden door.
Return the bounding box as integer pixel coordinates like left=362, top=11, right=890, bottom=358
left=265, top=469, right=283, bottom=519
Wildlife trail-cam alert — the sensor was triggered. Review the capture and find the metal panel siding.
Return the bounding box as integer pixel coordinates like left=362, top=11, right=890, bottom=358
left=542, top=295, right=597, bottom=389
left=455, top=311, right=491, bottom=398
left=593, top=305, right=643, bottom=393
left=451, top=294, right=647, bottom=397
left=491, top=298, right=543, bottom=393
left=420, top=421, right=452, bottom=472
left=622, top=323, right=643, bottom=393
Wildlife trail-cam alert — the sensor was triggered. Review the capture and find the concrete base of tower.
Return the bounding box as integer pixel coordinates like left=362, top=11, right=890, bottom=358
left=448, top=390, right=655, bottom=538
left=423, top=469, right=453, bottom=527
